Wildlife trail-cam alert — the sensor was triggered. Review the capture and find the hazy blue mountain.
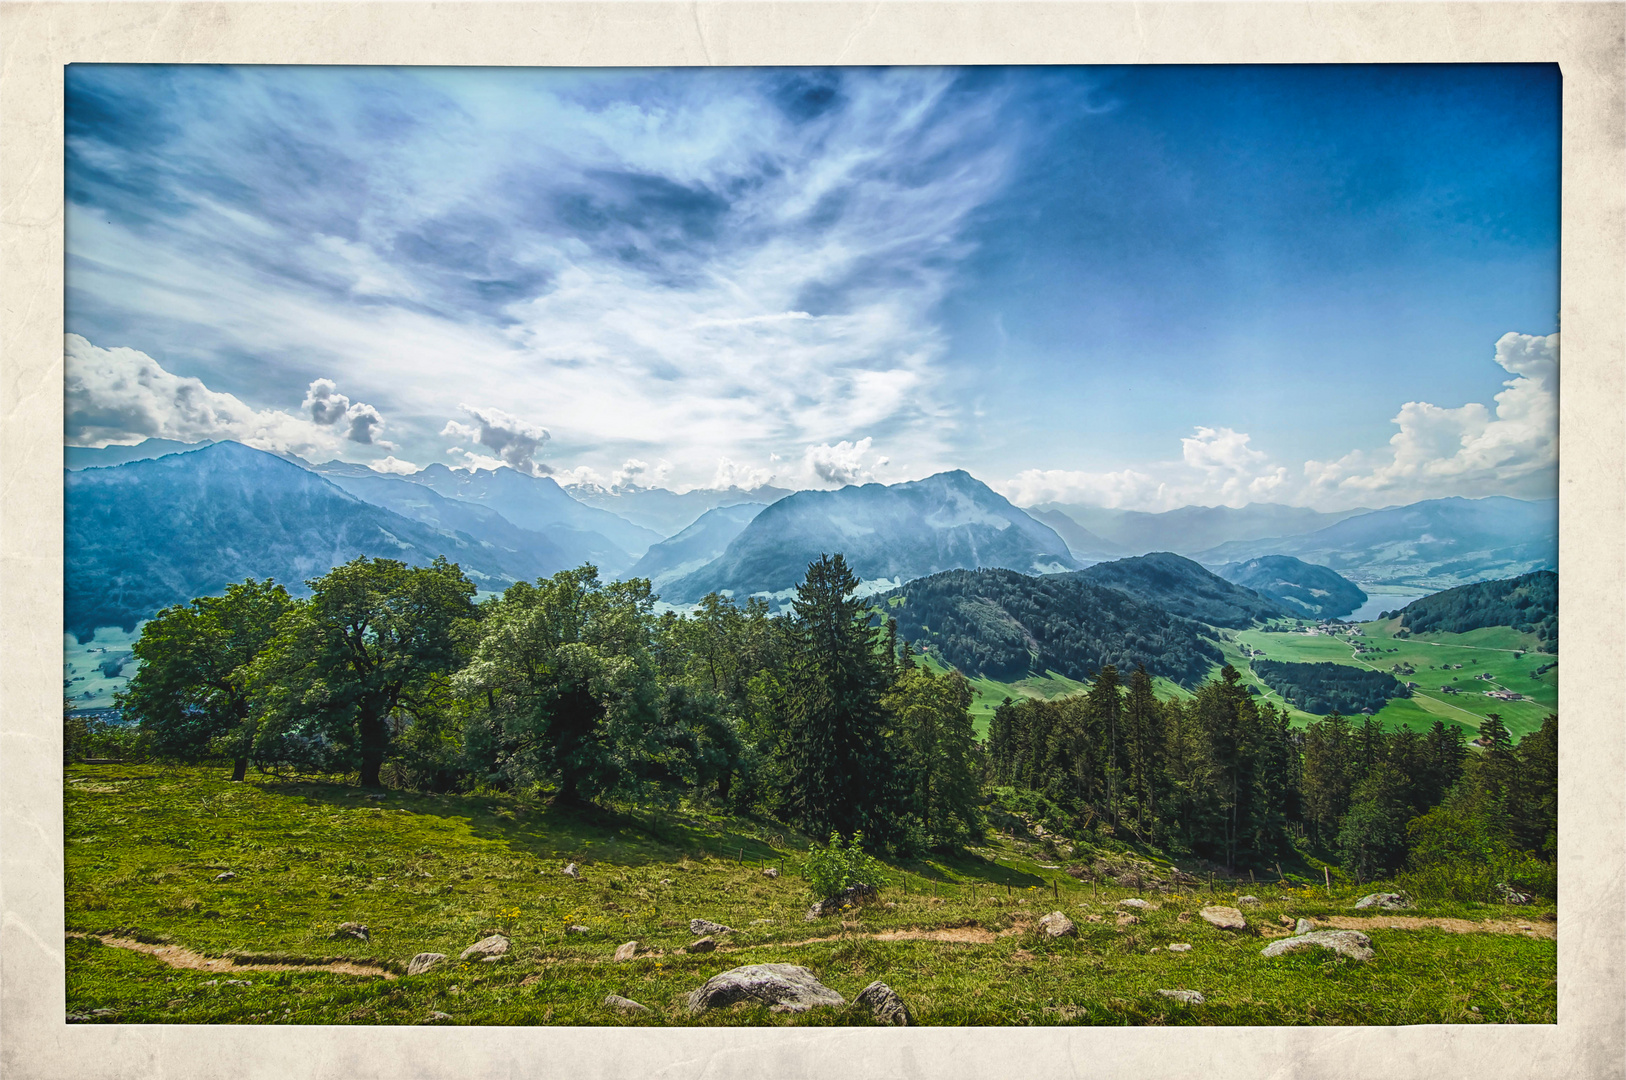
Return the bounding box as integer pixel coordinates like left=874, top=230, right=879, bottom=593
left=666, top=471, right=1079, bottom=603
left=1024, top=508, right=1123, bottom=564
left=401, top=464, right=662, bottom=570
left=1210, top=554, right=1367, bottom=619
left=565, top=482, right=793, bottom=536
left=1194, top=496, right=1557, bottom=588
left=1074, top=552, right=1292, bottom=628
left=1035, top=502, right=1371, bottom=556
left=631, top=503, right=767, bottom=592
left=64, top=442, right=537, bottom=640
left=65, top=438, right=214, bottom=470
left=319, top=470, right=573, bottom=574
left=880, top=568, right=1222, bottom=688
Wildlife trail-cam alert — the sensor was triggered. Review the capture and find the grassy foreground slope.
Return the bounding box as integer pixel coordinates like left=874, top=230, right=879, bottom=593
left=66, top=764, right=1555, bottom=1026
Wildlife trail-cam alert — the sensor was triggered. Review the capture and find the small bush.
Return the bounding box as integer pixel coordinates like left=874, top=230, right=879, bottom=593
left=803, top=831, right=886, bottom=901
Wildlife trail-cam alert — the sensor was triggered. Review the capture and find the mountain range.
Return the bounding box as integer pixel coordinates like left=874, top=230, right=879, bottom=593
left=663, top=470, right=1079, bottom=603
left=1072, top=552, right=1292, bottom=628
left=1210, top=555, right=1368, bottom=620
left=565, top=482, right=791, bottom=537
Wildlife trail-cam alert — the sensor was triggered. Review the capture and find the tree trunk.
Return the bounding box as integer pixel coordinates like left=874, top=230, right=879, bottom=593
left=359, top=753, right=383, bottom=788
left=231, top=757, right=249, bottom=782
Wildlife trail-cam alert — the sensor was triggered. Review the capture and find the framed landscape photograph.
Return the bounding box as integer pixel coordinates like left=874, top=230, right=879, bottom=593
left=4, top=4, right=1623, bottom=1080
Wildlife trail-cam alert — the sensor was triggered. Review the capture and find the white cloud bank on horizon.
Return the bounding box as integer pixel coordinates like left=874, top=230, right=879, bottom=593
left=64, top=334, right=391, bottom=459
left=1002, top=332, right=1558, bottom=511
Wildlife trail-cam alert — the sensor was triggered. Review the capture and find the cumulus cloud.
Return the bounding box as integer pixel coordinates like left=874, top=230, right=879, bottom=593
left=302, top=378, right=390, bottom=446
left=64, top=334, right=353, bottom=459
left=1004, top=332, right=1559, bottom=511
left=710, top=456, right=777, bottom=491
left=804, top=437, right=887, bottom=487
left=441, top=404, right=551, bottom=475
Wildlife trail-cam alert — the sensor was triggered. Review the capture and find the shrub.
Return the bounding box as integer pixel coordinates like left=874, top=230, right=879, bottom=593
left=803, top=831, right=886, bottom=901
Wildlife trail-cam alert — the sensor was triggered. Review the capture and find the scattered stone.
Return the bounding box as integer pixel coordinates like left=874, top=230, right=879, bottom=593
left=1158, top=989, right=1206, bottom=1005
left=330, top=922, right=370, bottom=942
left=884, top=901, right=897, bottom=909
left=1354, top=892, right=1411, bottom=911
left=565, top=925, right=591, bottom=935
left=686, top=936, right=717, bottom=954
left=603, top=994, right=651, bottom=1015
left=1116, top=913, right=1142, bottom=926
left=1177, top=912, right=1193, bottom=923
left=221, top=979, right=251, bottom=987
left=1295, top=918, right=1316, bottom=935
left=1279, top=915, right=1296, bottom=928
left=1199, top=906, right=1247, bottom=931
left=1237, top=895, right=1261, bottom=905
left=659, top=879, right=672, bottom=886
left=1084, top=913, right=1103, bottom=923
left=459, top=934, right=510, bottom=961
left=65, top=1013, right=90, bottom=1023
left=1261, top=929, right=1374, bottom=962
left=613, top=941, right=639, bottom=962
left=1038, top=911, right=1077, bottom=937
left=855, top=980, right=915, bottom=1026
left=1167, top=943, right=1192, bottom=953
left=562, top=863, right=580, bottom=879
left=406, top=953, right=446, bottom=976
left=690, top=918, right=733, bottom=936
left=213, top=871, right=236, bottom=882
left=420, top=1011, right=452, bottom=1024
left=806, top=883, right=880, bottom=918
left=761, top=867, right=779, bottom=878
left=1118, top=898, right=1155, bottom=910
left=686, top=964, right=846, bottom=1014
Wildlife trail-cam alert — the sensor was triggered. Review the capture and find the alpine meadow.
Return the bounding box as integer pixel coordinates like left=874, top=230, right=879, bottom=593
left=63, top=63, right=1560, bottom=1027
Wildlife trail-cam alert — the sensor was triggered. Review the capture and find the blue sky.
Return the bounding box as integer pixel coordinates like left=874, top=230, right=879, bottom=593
left=64, top=64, right=1559, bottom=510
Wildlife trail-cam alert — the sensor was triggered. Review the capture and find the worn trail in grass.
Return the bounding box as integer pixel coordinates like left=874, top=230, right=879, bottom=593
left=65, top=764, right=1557, bottom=1026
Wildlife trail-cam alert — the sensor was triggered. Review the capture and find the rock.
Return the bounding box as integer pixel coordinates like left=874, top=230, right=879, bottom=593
left=1038, top=911, right=1077, bottom=937
left=1117, top=913, right=1142, bottom=926
left=1167, top=943, right=1192, bottom=952
left=690, top=918, right=733, bottom=936
left=603, top=994, right=651, bottom=1015
left=1118, top=898, right=1154, bottom=910
left=1199, top=906, right=1247, bottom=931
left=1295, top=918, right=1316, bottom=935
left=807, top=883, right=880, bottom=918
left=1354, top=892, right=1410, bottom=911
left=459, top=934, right=509, bottom=960
left=1261, top=929, right=1374, bottom=962
left=855, top=980, right=914, bottom=1026
left=1278, top=915, right=1295, bottom=927
left=686, top=964, right=846, bottom=1014
left=1158, top=989, right=1205, bottom=1005
left=613, top=941, right=638, bottom=962
left=406, top=952, right=446, bottom=976
left=213, top=871, right=237, bottom=882
left=420, top=1011, right=452, bottom=1024
left=659, top=879, right=672, bottom=886
left=562, top=863, right=580, bottom=879
left=1084, top=913, right=1103, bottom=923
left=330, top=922, right=370, bottom=942
left=1237, top=895, right=1261, bottom=905
left=221, top=979, right=251, bottom=987
left=1177, top=912, right=1193, bottom=922
left=565, top=925, right=591, bottom=935
left=762, top=867, right=779, bottom=878
left=365, top=793, right=386, bottom=800
left=687, top=936, right=717, bottom=954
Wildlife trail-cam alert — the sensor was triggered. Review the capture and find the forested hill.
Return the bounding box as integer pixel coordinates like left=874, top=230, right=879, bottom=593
left=1210, top=554, right=1368, bottom=620
left=1072, top=552, right=1291, bottom=628
left=1398, top=570, right=1557, bottom=652
left=878, top=568, right=1223, bottom=687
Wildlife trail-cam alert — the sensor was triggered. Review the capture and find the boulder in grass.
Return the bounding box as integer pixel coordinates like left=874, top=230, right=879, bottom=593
left=855, top=980, right=915, bottom=1026
left=687, top=936, right=718, bottom=954
left=565, top=925, right=591, bottom=935
left=1295, top=918, right=1316, bottom=935
left=459, top=934, right=510, bottom=961
left=603, top=994, right=651, bottom=1015
left=685, top=963, right=846, bottom=1014
left=762, top=867, right=780, bottom=879
left=406, top=952, right=446, bottom=976
left=1354, top=892, right=1410, bottom=911
left=330, top=922, right=370, bottom=942
left=213, top=871, right=237, bottom=882
left=614, top=941, right=639, bottom=962
left=1237, top=895, right=1261, bottom=905
left=1167, top=943, right=1192, bottom=953
left=562, top=863, right=580, bottom=879
left=419, top=1011, right=453, bottom=1024
left=1158, top=989, right=1205, bottom=1005
left=1038, top=911, right=1077, bottom=937
left=1118, top=898, right=1155, bottom=910
left=1116, top=913, right=1142, bottom=927
left=689, top=918, right=733, bottom=936
left=1199, top=906, right=1247, bottom=931
left=807, top=883, right=880, bottom=918
left=1261, top=929, right=1374, bottom=962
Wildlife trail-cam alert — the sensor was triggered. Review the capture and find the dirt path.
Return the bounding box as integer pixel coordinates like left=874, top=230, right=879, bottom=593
left=70, top=933, right=397, bottom=978
left=1312, top=915, right=1555, bottom=940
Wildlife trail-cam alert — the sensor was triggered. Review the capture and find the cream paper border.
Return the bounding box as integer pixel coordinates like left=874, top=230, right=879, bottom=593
left=2, top=4, right=1622, bottom=1077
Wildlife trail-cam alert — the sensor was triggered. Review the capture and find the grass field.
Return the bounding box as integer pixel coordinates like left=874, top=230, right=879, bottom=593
left=1223, top=618, right=1556, bottom=741
left=64, top=764, right=1556, bottom=1027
